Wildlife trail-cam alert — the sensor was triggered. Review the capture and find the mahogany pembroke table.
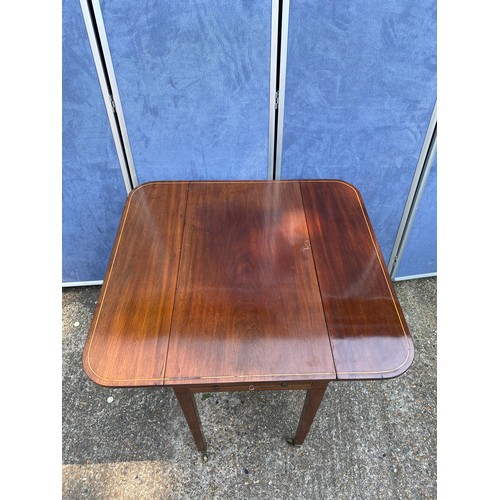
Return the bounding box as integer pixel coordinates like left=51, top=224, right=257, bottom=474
left=83, top=180, right=414, bottom=455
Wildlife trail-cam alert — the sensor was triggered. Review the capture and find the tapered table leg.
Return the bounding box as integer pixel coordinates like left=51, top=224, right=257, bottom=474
left=290, top=382, right=328, bottom=446
left=173, top=387, right=207, bottom=452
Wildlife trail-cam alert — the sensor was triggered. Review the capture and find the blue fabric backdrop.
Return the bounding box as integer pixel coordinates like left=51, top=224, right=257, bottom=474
left=280, top=0, right=436, bottom=264
left=63, top=0, right=436, bottom=283
left=100, top=0, right=272, bottom=182
left=62, top=0, right=127, bottom=283
left=396, top=153, right=437, bottom=277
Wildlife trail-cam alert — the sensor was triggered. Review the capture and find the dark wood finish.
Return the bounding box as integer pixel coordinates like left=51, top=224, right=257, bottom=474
left=173, top=387, right=207, bottom=452
left=292, top=381, right=329, bottom=446
left=165, top=182, right=336, bottom=385
left=82, top=180, right=414, bottom=451
left=83, top=182, right=189, bottom=387
left=300, top=180, right=414, bottom=379
left=184, top=381, right=319, bottom=393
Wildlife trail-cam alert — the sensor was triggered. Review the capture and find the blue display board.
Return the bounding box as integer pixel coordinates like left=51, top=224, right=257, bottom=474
left=396, top=154, right=437, bottom=278
left=62, top=0, right=127, bottom=283
left=100, top=0, right=273, bottom=183
left=281, top=0, right=436, bottom=264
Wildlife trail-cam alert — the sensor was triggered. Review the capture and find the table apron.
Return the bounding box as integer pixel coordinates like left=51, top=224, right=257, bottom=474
left=173, top=380, right=329, bottom=393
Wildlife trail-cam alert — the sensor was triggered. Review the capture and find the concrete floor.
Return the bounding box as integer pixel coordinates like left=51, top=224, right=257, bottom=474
left=62, top=277, right=436, bottom=499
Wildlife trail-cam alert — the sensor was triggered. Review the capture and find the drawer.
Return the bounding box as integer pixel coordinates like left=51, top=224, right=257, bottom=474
left=189, top=381, right=316, bottom=393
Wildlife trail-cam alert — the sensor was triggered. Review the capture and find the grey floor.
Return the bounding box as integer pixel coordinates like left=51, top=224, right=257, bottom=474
left=62, top=277, right=436, bottom=499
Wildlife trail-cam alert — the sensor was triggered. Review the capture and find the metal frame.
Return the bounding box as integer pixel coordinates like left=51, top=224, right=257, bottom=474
left=274, top=0, right=290, bottom=180
left=267, top=0, right=280, bottom=179
left=388, top=102, right=437, bottom=279
left=393, top=272, right=437, bottom=282
left=80, top=0, right=138, bottom=193
left=62, top=280, right=103, bottom=288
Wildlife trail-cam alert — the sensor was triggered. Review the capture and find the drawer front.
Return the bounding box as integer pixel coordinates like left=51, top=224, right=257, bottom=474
left=188, top=381, right=317, bottom=393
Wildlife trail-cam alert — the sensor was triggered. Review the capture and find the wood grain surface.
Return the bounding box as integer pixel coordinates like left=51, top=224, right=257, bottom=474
left=82, top=180, right=413, bottom=387
left=83, top=182, right=189, bottom=386
left=165, top=182, right=336, bottom=384
left=300, top=180, right=414, bottom=379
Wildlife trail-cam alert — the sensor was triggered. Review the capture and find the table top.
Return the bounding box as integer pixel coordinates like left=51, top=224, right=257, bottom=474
left=83, top=180, right=413, bottom=387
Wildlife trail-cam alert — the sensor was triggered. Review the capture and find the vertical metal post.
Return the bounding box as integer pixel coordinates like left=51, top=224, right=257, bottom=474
left=388, top=102, right=437, bottom=279
left=80, top=0, right=138, bottom=192
left=268, top=0, right=280, bottom=180
left=273, top=0, right=290, bottom=180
